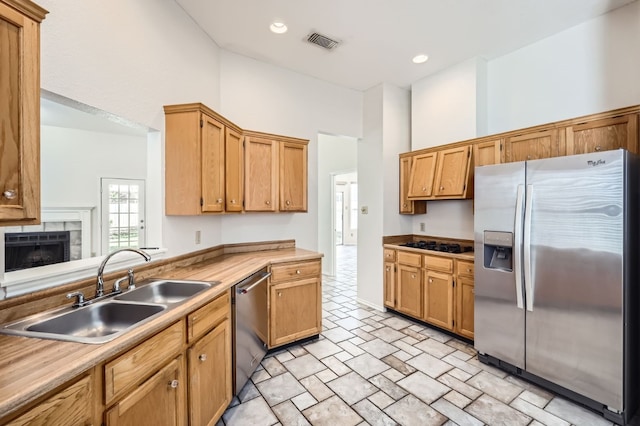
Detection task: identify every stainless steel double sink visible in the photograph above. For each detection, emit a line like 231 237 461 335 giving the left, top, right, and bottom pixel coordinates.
0 279 218 344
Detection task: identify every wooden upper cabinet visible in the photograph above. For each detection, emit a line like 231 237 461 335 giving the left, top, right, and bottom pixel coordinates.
244 136 278 212
0 0 47 225
201 115 225 213
164 104 244 215
407 152 437 198
399 156 426 214
473 139 503 167
504 129 559 163
279 141 307 212
433 145 471 198
225 128 243 212
565 114 638 156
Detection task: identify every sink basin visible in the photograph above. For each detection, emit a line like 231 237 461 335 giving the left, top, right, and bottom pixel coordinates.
1 301 166 344
0 278 217 344
27 302 165 338
114 279 213 304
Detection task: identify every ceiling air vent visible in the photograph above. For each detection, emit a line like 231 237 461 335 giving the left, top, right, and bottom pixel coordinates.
306 32 340 50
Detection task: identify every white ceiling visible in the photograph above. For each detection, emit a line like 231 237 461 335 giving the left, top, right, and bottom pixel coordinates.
175 0 636 91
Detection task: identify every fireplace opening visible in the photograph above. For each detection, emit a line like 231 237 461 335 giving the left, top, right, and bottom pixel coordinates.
5 231 71 272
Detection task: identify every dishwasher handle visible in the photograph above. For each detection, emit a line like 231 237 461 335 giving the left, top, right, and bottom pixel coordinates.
237 272 271 295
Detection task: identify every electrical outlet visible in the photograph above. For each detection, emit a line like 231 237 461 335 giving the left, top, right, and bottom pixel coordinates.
195 230 201 244
420 222 425 232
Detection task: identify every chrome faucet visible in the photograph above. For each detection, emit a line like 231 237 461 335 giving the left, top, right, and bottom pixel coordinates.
96 248 151 297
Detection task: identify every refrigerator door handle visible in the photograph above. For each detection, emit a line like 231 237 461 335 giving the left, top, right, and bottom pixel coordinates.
524 184 534 311
514 184 525 309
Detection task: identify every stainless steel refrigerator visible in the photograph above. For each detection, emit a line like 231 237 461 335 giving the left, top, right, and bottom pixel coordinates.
474 149 639 425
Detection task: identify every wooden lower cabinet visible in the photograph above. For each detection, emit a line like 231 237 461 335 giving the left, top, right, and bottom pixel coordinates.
105 356 186 426
269 277 321 347
383 261 396 308
4 374 94 426
455 259 475 340
188 319 232 426
423 270 454 331
383 247 474 340
396 265 422 318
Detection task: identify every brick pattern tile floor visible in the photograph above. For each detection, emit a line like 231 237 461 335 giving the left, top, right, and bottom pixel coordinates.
220 245 612 426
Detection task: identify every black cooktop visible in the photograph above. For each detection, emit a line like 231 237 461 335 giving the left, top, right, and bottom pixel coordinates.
399 240 473 254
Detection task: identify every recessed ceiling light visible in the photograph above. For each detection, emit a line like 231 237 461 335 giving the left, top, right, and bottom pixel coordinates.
412 54 429 64
270 22 288 34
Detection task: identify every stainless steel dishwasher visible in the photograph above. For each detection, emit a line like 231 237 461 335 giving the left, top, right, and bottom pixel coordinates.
233 267 270 395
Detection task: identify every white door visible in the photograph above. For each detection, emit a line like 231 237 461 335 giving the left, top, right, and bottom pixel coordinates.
101 178 146 254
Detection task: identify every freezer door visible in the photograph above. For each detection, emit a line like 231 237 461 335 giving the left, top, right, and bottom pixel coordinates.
525 150 624 410
474 162 526 368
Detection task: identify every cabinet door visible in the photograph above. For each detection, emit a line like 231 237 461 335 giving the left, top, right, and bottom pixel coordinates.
473 139 503 167
434 146 471 197
105 356 186 426
0 2 41 224
245 136 278 211
565 114 638 155
423 270 453 331
455 275 475 340
407 152 437 198
399 156 426 214
201 115 225 213
188 320 232 426
384 261 396 308
5 375 93 426
396 265 421 318
279 142 307 211
270 277 321 347
504 129 558 163
225 128 244 212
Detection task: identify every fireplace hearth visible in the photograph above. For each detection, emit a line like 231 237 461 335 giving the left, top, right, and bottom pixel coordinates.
5 231 71 272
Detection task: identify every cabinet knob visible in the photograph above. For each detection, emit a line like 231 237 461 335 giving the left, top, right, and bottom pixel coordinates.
595 145 602 151
467 268 472 273
169 380 179 389
386 267 390 271
440 186 444 191
278 292 282 297
402 203 407 207
217 198 223 203
411 274 416 279
2 189 16 200
265 200 271 205
286 200 291 206
422 187 427 191
230 199 236 204
527 155 532 160
199 354 207 362
296 269 301 274
429 278 433 283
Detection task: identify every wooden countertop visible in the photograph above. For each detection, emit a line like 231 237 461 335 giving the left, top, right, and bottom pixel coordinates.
0 247 322 419
383 243 475 261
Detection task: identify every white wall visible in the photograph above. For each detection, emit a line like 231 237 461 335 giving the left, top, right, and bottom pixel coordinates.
38 0 225 257
218 51 362 252
412 58 488 150
488 1 640 133
318 134 357 276
358 84 412 310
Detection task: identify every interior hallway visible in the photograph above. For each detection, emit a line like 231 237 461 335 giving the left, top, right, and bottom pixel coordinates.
221 244 611 426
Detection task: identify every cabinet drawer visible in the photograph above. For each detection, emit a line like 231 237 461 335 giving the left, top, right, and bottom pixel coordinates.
397 251 421 267
105 320 185 405
457 260 474 278
424 255 453 273
383 249 396 262
270 260 321 283
188 290 230 343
